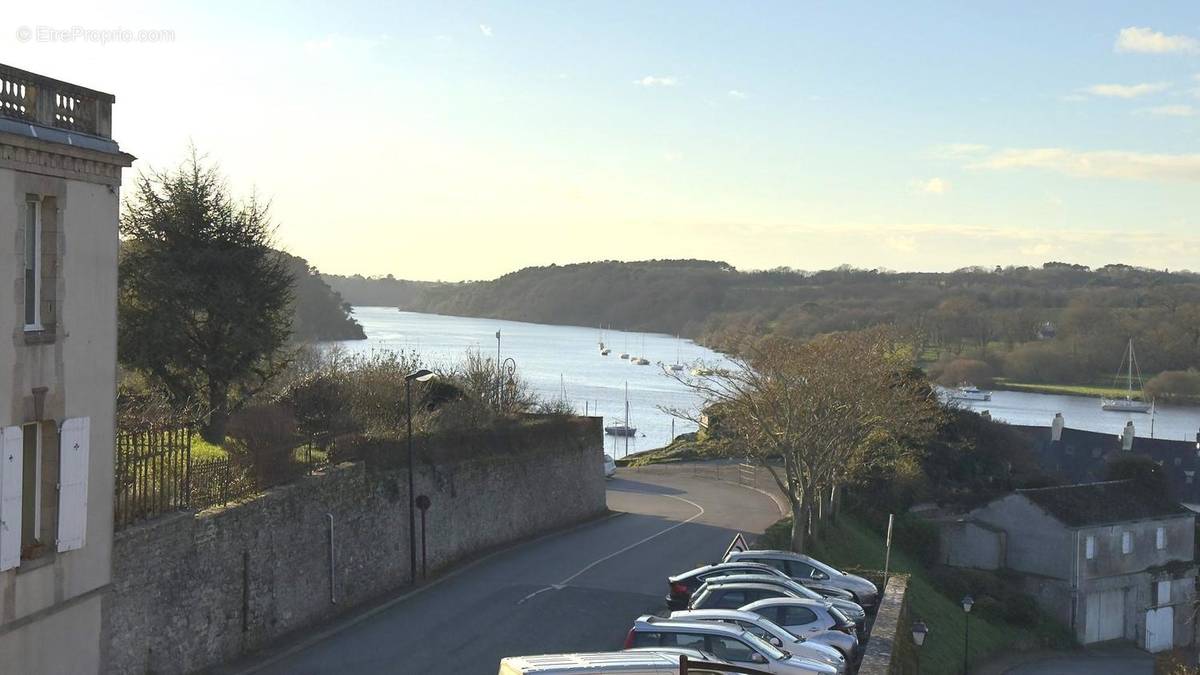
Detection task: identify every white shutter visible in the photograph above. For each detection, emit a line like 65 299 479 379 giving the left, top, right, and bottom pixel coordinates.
57 417 90 553
0 426 23 570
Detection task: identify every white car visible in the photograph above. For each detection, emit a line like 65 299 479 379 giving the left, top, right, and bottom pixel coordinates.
624 615 838 674
740 599 860 659
603 454 617 478
668 609 846 673
725 550 878 608
500 649 739 674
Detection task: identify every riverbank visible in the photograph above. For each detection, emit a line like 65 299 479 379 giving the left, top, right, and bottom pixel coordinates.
990 379 1136 400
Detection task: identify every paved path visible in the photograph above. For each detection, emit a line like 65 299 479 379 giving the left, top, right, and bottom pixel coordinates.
232 464 785 674
979 643 1154 675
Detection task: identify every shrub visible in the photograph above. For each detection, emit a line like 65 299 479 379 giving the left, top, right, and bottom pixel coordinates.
226 404 303 486
1001 342 1083 383
1145 370 1200 405
893 513 940 567
935 358 995 387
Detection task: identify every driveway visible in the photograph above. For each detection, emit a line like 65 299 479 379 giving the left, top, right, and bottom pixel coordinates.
227 463 785 674
995 643 1154 675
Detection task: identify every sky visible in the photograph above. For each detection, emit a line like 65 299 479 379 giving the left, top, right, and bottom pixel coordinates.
4 2 1200 281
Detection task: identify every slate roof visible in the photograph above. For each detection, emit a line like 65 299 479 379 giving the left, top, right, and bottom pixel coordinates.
1017 480 1192 528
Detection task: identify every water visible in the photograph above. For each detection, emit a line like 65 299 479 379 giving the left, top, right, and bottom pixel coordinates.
939 387 1200 442
330 308 731 457
330 308 1200 454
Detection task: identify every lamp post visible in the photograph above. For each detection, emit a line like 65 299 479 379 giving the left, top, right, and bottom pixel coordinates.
911 620 928 674
961 595 974 674
405 368 435 585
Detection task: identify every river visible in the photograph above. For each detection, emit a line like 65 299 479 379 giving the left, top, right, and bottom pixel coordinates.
330 308 1200 454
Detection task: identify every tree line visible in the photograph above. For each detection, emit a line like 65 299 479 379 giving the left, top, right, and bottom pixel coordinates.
333 259 1200 390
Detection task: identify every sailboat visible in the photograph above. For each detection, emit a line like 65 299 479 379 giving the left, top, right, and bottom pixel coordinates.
618 333 630 360
1101 338 1154 413
669 336 685 371
604 382 637 437
598 326 610 355
632 336 651 365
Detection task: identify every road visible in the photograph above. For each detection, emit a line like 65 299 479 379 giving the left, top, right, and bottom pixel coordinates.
235 464 784 674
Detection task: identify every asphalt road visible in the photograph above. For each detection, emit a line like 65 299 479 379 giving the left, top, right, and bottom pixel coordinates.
238 464 784 675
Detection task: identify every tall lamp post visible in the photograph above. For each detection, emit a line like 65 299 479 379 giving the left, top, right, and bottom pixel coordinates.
961 595 974 674
405 368 435 585
911 620 928 674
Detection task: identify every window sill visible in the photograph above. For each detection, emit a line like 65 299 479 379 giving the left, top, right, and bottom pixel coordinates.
23 327 56 345
17 548 56 574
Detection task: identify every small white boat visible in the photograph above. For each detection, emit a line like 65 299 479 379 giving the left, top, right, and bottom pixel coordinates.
1101 339 1153 414
691 367 713 377
669 363 685 372
605 383 637 437
633 357 650 366
949 384 991 401
619 353 630 360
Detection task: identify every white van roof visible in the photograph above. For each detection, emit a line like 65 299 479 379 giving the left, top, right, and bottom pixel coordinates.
499 650 683 674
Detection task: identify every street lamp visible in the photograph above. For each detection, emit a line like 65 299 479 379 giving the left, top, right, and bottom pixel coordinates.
961 595 974 674
911 620 928 674
405 368 435 585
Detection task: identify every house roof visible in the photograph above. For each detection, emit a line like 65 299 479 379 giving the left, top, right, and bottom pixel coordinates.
1017 480 1192 528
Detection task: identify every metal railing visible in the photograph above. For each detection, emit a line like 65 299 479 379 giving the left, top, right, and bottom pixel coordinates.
114 426 192 528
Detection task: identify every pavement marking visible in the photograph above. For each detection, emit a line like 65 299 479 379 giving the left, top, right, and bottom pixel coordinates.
517 493 706 604
229 510 625 675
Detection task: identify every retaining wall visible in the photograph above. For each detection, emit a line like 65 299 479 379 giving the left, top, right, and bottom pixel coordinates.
103 418 605 673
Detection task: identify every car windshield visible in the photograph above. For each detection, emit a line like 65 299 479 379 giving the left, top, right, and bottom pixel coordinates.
807 558 843 576
740 630 786 660
780 579 821 599
829 606 852 625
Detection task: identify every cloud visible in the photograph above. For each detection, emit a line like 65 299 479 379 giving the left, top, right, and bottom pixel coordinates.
479 24 493 37
969 147 1200 182
913 177 951 194
634 75 678 87
728 89 747 99
1115 27 1200 54
1141 104 1197 117
1082 82 1170 98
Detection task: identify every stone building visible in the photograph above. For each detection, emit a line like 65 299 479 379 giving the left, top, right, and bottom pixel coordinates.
939 480 1196 652
0 64 133 673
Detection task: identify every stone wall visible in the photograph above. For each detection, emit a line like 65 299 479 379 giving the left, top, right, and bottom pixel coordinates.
858 574 914 675
103 418 605 674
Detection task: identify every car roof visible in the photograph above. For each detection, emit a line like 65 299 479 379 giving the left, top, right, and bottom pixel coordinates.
634 615 750 638
669 608 761 622
741 598 831 612
623 647 726 662
697 582 794 593
670 562 781 582
500 651 684 671
702 574 797 586
728 550 811 562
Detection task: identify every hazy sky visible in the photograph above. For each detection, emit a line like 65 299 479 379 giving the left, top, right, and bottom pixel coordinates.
5 2 1200 280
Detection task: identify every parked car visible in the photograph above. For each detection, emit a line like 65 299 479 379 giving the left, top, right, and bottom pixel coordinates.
688 581 798 611
604 454 617 478
499 649 738 674
668 609 846 673
692 575 865 630
623 615 838 674
739 599 860 660
667 562 800 610
725 550 878 608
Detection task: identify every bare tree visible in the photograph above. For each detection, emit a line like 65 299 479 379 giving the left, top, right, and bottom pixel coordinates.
670 327 941 552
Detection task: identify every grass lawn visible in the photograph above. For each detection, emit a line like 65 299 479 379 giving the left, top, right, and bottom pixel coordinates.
765 515 1073 675
190 436 229 460
992 378 1139 400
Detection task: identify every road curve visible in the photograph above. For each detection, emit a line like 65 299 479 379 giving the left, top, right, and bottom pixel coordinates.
238 464 784 675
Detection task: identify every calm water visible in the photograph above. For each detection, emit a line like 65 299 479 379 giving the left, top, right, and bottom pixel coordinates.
938 388 1200 442
330 308 1200 453
331 308 730 457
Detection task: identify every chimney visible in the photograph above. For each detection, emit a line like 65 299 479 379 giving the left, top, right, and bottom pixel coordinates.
1121 421 1135 452
1051 413 1064 442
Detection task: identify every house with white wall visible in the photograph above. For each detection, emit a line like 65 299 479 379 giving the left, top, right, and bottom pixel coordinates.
0 63 133 673
940 479 1197 652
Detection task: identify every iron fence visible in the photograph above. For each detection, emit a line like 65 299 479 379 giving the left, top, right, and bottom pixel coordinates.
114 426 192 529
188 456 257 511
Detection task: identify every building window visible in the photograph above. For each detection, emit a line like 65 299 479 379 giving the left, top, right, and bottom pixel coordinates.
1085 535 1095 559
23 198 42 330
1122 531 1133 555
1187 471 1195 485
1156 527 1166 550
1157 581 1171 606
19 423 57 561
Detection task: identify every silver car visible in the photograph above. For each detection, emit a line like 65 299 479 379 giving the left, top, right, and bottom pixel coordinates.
668 609 846 673
624 615 838 674
725 550 879 608
740 599 861 660
694 575 866 628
